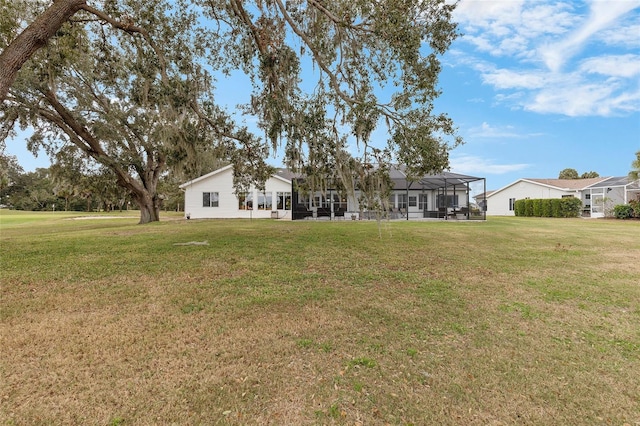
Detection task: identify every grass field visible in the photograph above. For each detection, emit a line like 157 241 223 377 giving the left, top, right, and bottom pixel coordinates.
1 210 639 425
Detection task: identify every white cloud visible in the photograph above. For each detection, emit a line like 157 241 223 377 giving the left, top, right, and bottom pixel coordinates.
469 122 516 139
526 80 640 117
519 3 577 37
579 54 640 78
540 0 640 71
480 69 547 90
455 0 525 27
454 0 577 57
465 122 544 139
450 0 640 117
599 23 640 48
450 154 530 175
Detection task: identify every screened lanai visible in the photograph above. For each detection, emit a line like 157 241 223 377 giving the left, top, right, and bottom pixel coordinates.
383 167 487 220
585 176 640 218
292 166 487 221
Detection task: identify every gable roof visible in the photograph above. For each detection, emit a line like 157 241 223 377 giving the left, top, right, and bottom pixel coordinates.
179 164 233 188
524 177 607 190
480 175 640 201
486 177 610 198
179 164 292 189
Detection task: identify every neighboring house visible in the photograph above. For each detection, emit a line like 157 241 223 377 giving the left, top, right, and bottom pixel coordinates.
180 165 487 220
481 176 640 217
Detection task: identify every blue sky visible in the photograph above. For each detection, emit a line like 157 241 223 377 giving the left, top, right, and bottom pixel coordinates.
439 0 640 190
5 0 640 191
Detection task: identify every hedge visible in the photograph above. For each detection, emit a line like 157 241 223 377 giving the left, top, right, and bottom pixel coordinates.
524 199 534 216
513 197 582 218
551 198 562 217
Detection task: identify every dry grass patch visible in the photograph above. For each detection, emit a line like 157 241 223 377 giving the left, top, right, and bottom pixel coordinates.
1 213 639 425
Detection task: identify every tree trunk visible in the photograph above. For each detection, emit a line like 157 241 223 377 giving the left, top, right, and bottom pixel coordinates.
0 0 86 101
136 193 160 224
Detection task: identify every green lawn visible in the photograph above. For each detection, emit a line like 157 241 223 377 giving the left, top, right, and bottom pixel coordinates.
1 211 639 425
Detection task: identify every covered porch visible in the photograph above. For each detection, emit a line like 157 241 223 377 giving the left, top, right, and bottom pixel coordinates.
292 167 487 221
374 169 486 221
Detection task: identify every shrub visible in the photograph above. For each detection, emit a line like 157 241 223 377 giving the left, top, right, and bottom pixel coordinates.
550 199 562 217
630 200 640 218
614 204 634 219
559 197 582 218
541 199 553 217
514 199 525 216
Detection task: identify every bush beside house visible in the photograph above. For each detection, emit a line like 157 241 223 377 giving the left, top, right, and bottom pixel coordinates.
515 197 582 218
614 200 640 219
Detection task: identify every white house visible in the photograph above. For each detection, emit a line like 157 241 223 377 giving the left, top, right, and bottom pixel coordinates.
179 164 295 220
181 165 487 221
482 176 640 217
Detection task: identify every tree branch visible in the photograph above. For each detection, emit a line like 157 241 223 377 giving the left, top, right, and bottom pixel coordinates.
39 88 142 193
273 0 402 127
79 4 168 83
0 0 86 102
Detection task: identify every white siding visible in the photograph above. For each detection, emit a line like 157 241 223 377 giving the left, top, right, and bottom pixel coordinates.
181 166 293 220
486 180 576 216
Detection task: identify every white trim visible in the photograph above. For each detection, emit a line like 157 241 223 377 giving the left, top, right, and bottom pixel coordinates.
179 164 292 189
179 164 234 188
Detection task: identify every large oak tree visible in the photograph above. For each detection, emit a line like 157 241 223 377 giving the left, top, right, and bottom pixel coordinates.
1 0 462 223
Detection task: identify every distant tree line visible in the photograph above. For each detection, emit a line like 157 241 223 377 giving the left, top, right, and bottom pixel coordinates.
557 168 599 179
559 150 640 181
0 152 184 212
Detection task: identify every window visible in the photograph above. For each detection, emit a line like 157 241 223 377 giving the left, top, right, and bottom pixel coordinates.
313 194 329 208
203 192 219 207
509 198 516 211
277 192 291 210
409 196 417 207
397 194 408 209
418 194 428 210
561 194 574 198
257 191 272 210
437 194 459 208
332 194 347 210
238 192 253 210
585 193 591 200
388 194 396 208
